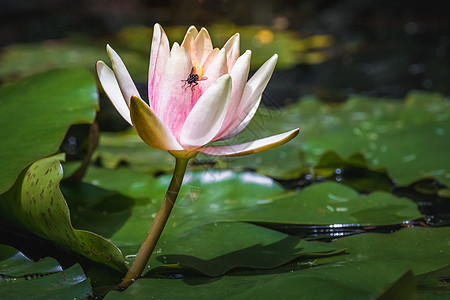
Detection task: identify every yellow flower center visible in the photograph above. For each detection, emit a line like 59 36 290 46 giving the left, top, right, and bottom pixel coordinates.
192 60 203 78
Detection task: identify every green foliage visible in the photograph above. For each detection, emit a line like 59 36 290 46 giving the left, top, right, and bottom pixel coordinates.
0 68 98 194
0 154 127 272
105 228 450 299
229 91 450 187
0 244 92 299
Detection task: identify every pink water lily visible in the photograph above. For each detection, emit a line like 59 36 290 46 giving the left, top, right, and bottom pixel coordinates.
97 24 298 159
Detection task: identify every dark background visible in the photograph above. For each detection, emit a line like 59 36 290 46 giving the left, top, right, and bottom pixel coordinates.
1 0 449 101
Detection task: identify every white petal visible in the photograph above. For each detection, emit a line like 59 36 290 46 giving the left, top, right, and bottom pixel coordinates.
200 128 299 157
215 50 251 139
180 75 232 149
130 96 184 151
182 26 199 42
106 44 141 106
201 48 228 91
195 28 214 65
223 33 240 72
221 54 278 138
96 61 132 124
219 95 261 141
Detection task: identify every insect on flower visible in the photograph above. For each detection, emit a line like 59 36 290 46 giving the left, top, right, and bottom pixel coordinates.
181 66 207 90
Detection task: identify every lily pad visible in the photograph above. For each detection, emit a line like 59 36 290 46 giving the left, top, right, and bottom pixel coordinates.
226 181 422 226
67 167 421 264
0 244 92 299
321 227 450 274
0 154 127 272
416 265 450 298
105 227 450 300
81 168 421 232
92 130 174 174
146 222 341 276
231 91 450 187
0 68 98 194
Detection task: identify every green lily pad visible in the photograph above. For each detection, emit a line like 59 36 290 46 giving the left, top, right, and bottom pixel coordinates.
105 227 450 300
105 263 411 300
378 270 417 300
66 167 421 266
146 222 341 276
80 168 421 232
0 68 98 194
92 130 174 174
416 265 450 298
227 181 422 225
0 244 92 299
65 173 342 277
319 227 450 274
230 91 450 187
0 154 127 272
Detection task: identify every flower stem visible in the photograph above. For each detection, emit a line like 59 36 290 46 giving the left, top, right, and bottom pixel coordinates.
118 158 189 290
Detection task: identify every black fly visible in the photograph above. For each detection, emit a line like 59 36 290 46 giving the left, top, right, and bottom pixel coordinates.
181 67 207 90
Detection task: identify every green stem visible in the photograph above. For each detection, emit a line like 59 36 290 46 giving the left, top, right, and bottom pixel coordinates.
118 157 189 290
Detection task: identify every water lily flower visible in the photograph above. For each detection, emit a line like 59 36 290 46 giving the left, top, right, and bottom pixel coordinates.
97 24 299 159
96 24 299 289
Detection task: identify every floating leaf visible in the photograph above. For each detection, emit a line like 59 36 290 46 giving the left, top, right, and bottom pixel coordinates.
227 181 422 226
69 167 421 262
320 227 450 274
0 154 127 272
230 91 450 187
0 68 98 194
105 227 450 299
416 265 450 297
378 270 417 300
146 222 341 276
0 244 92 299
92 130 174 174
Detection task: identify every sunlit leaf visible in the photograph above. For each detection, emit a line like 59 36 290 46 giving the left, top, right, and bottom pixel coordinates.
0 68 98 194
0 154 127 272
230 91 450 187
67 167 421 264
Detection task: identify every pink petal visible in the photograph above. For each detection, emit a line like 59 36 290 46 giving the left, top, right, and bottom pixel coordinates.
195 28 214 65
148 24 170 113
106 45 141 106
220 54 278 139
215 50 251 140
200 128 300 157
96 61 132 125
129 96 183 151
180 75 232 149
223 33 240 72
157 43 199 140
